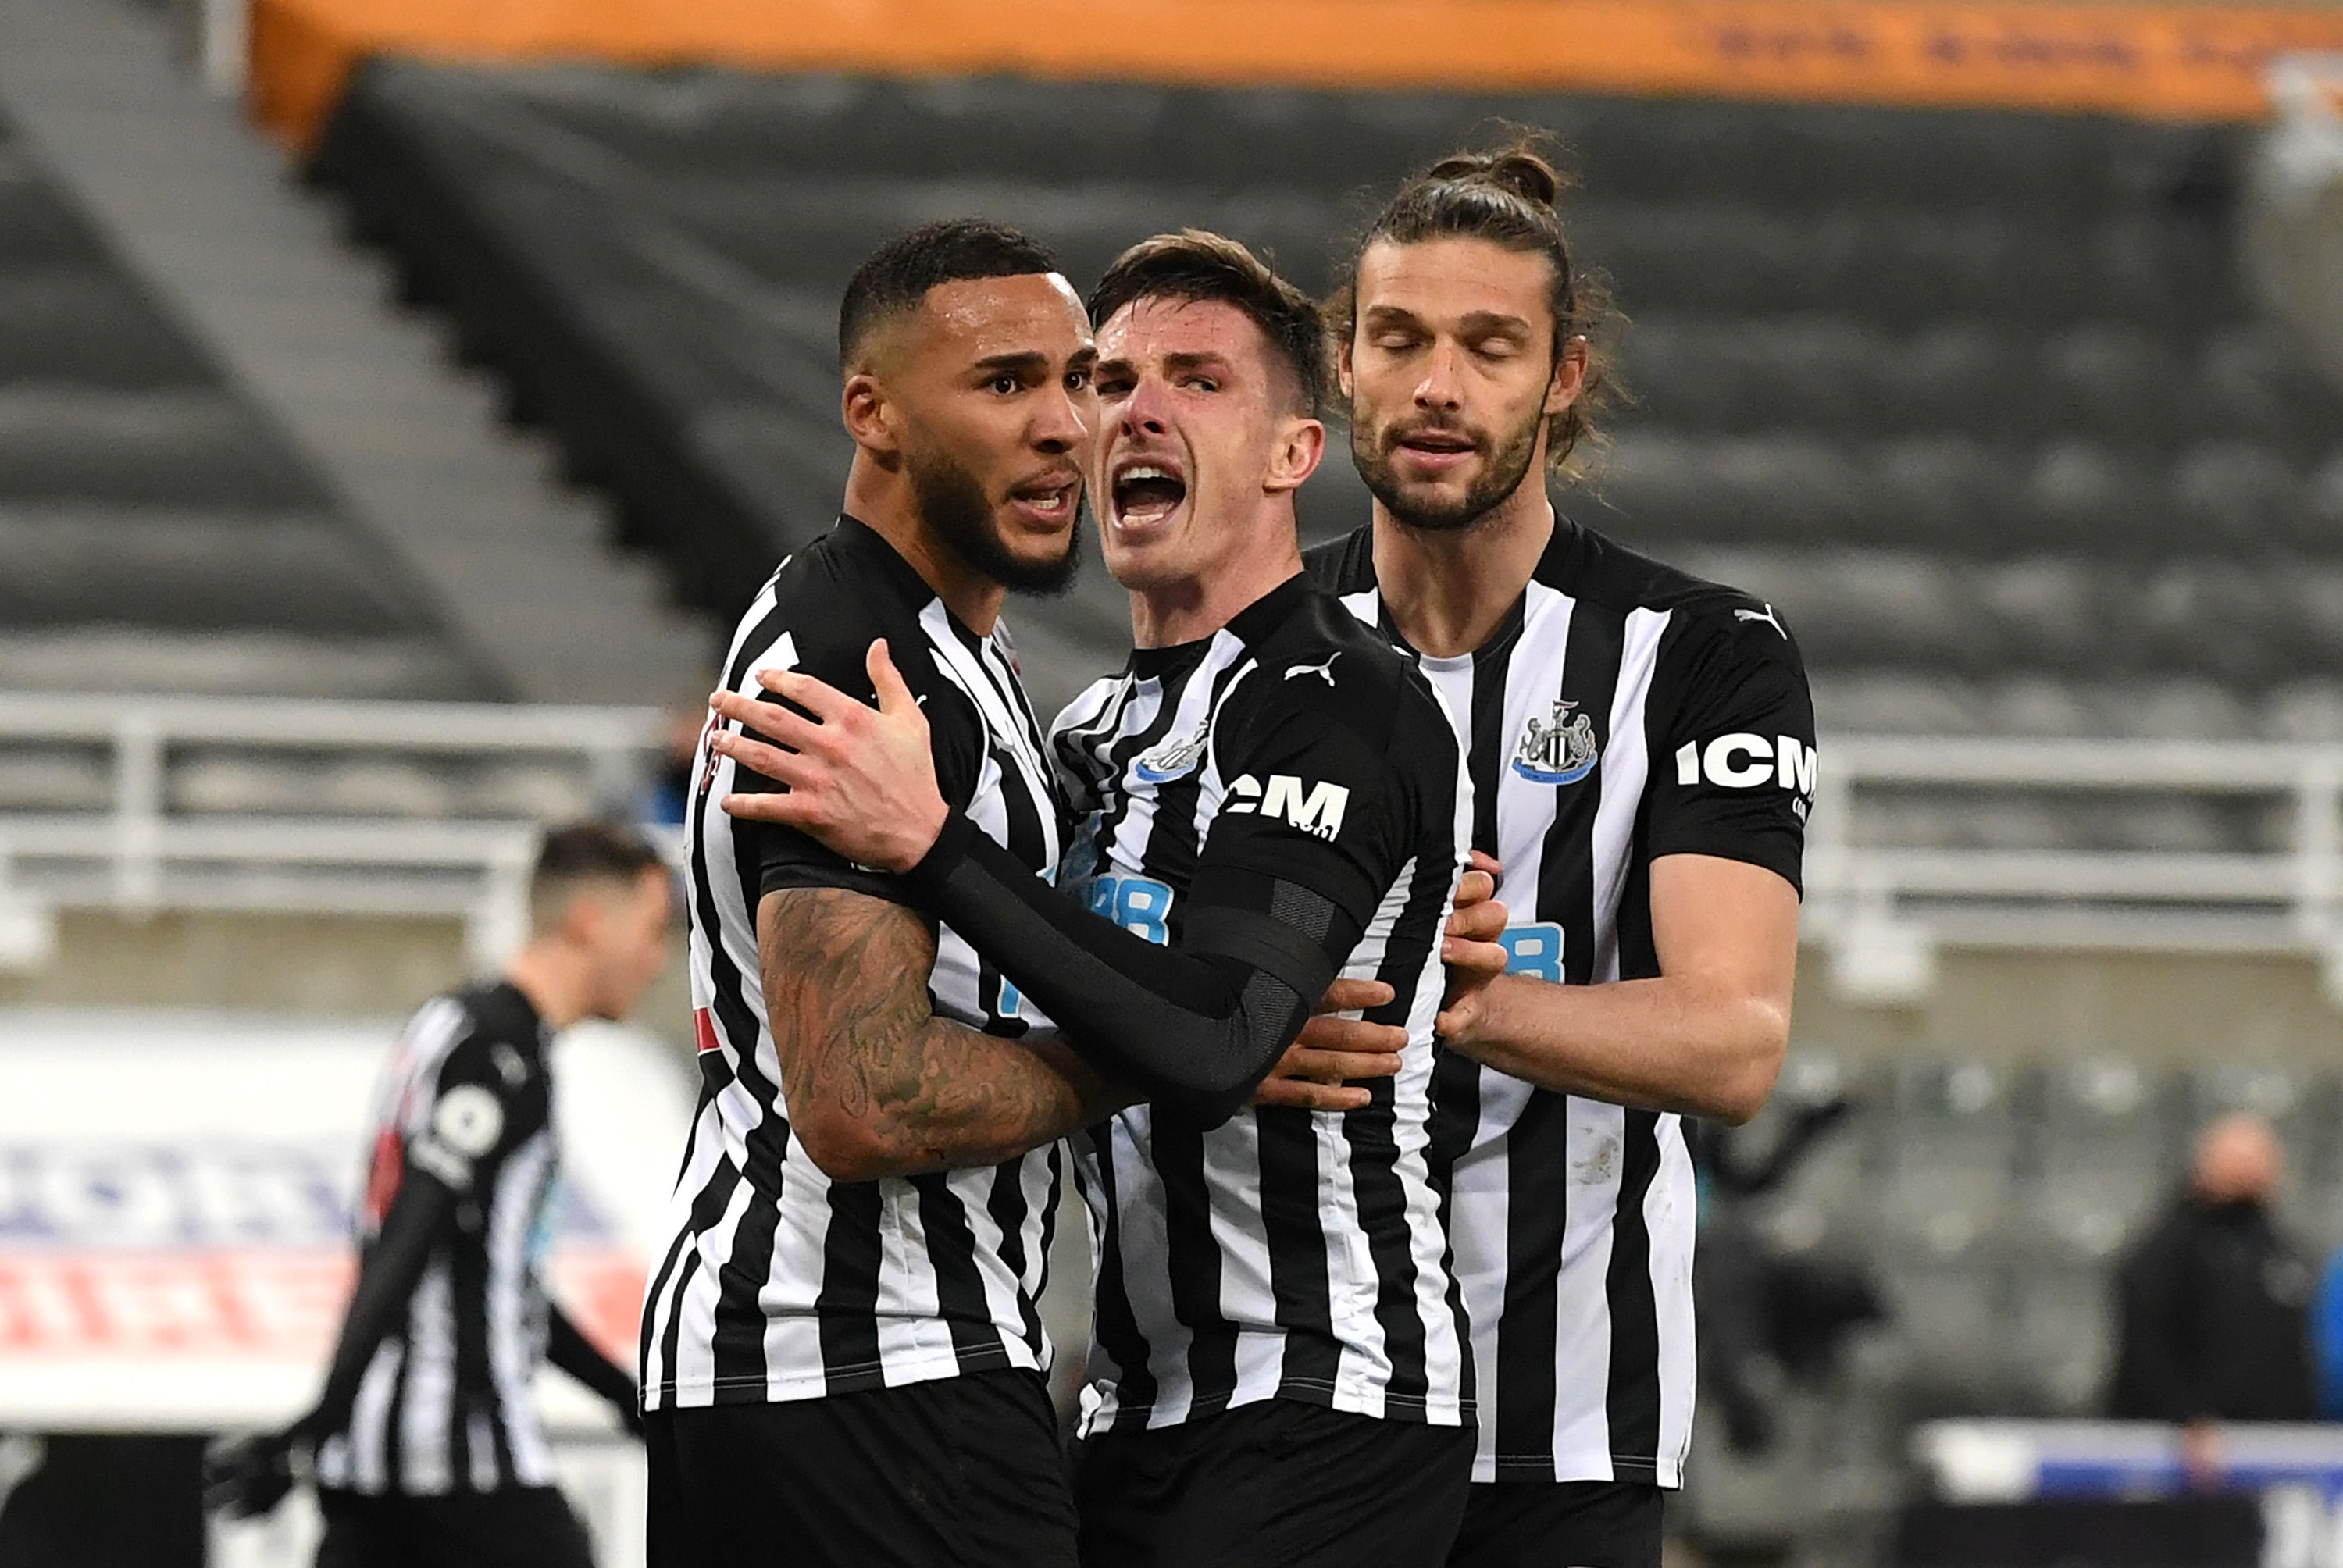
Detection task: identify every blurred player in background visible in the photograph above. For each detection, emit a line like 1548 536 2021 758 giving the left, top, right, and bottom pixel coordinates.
204 820 672 1567
1309 139 1815 1567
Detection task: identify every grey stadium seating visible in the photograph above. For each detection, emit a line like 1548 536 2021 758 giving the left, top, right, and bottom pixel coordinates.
1739 1052 2339 1440
0 107 494 702
309 65 2343 739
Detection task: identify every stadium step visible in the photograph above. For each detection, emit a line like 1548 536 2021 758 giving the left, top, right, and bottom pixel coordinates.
0 0 715 707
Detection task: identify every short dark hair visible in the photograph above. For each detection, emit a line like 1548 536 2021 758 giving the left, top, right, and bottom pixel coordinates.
529 819 666 928
837 219 1064 370
1087 230 1326 417
1330 132 1617 477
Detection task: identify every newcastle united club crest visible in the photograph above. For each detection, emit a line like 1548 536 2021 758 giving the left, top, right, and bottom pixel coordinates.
1512 698 1599 786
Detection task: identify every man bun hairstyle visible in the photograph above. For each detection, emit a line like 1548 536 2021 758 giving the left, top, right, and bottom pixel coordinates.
839 218 1064 370
529 819 667 930
1088 230 1327 419
1331 130 1619 479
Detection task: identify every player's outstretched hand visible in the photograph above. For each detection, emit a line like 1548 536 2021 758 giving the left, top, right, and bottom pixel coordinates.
710 639 949 873
202 1430 298 1520
1254 978 1404 1112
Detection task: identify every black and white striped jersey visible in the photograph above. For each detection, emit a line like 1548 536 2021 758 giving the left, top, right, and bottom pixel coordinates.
314 982 562 1495
1309 519 1816 1488
1051 574 1475 1435
640 515 1071 1413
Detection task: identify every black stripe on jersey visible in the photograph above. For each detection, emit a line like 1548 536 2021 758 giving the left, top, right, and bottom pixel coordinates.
1154 1108 1238 1414
1259 1100 1340 1399
1086 1125 1158 1424
985 1147 1047 1362
651 1235 705 1406
1494 597 1626 1477
484 1391 515 1491
1538 600 1624 986
381 1331 412 1489
452 1239 494 1482
1605 728 1672 1480
1348 847 1457 1412
1149 653 1248 947
918 1173 1013 1371
1466 605 1523 857
816 1181 886 1389
1604 1110 1665 1480
961 630 1060 1036
1092 684 1179 866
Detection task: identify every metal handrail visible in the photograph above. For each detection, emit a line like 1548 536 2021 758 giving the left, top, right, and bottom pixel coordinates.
0 695 670 969
2 701 2343 997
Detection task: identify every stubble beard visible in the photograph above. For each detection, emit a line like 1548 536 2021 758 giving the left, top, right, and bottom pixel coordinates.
908 444 1082 598
1353 404 1544 534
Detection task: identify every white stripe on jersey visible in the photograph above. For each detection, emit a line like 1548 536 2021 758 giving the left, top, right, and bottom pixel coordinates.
644 536 1069 1412
1338 580 1699 1487
399 1261 457 1492
484 1132 558 1488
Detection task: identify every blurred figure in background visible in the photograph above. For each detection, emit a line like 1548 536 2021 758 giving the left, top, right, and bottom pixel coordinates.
642 710 704 826
205 821 672 1567
2106 1114 2319 1466
2313 1244 2343 1420
1692 1087 1882 1456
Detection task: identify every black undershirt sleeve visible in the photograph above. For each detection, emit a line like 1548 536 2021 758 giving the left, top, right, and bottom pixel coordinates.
903 812 1362 1124
289 1170 458 1443
547 1303 642 1431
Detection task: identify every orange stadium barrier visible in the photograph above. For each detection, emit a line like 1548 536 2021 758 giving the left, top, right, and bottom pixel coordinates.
250 0 2343 148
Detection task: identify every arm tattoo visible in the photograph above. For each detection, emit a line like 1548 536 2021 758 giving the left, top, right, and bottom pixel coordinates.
759 887 1125 1177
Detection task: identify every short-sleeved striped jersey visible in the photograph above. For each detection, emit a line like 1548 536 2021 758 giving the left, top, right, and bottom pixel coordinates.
314 982 561 1495
1310 519 1816 1488
1053 575 1475 1436
640 516 1072 1412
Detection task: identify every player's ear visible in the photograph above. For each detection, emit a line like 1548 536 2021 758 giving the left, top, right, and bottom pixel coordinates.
1263 415 1325 497
1544 335 1588 419
1335 333 1356 402
841 370 900 459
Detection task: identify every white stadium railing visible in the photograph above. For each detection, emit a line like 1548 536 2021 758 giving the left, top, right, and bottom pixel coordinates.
0 693 673 971
1809 736 2343 1003
5 697 2343 1001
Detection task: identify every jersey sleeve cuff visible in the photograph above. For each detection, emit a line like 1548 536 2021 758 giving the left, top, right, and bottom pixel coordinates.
902 808 983 898
1645 837 1806 898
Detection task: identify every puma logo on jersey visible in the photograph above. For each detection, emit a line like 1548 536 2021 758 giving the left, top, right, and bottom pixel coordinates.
1283 654 1340 686
1675 733 1817 797
1732 604 1786 640
1223 773 1350 839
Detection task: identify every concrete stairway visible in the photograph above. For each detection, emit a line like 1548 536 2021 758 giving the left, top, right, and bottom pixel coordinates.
0 0 713 706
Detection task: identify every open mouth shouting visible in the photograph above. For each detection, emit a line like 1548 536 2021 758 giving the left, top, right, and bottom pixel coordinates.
1108 452 1189 534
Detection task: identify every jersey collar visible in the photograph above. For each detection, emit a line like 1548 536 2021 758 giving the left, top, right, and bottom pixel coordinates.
830 512 987 643
1127 572 1308 680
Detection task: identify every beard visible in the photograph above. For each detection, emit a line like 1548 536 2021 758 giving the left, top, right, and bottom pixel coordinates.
909 445 1082 597
1353 404 1544 533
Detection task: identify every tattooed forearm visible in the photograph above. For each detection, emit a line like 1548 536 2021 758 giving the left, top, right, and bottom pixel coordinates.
758 887 1128 1180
